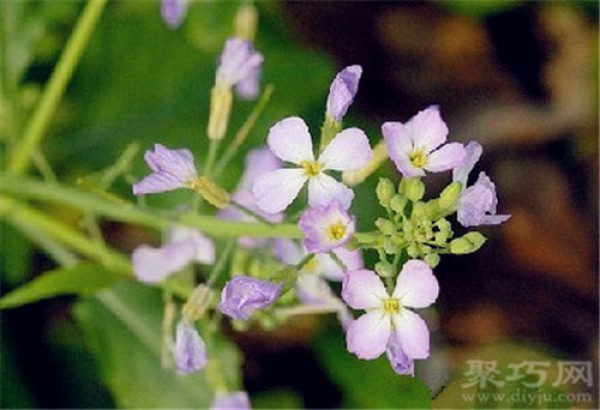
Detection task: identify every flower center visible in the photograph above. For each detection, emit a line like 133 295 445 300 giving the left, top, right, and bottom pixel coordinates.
300 160 322 177
326 221 346 241
409 149 427 169
383 298 400 314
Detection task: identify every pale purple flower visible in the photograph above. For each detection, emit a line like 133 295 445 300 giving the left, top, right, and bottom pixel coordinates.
218 276 282 320
216 38 263 98
132 226 215 283
453 141 511 227
326 65 362 122
253 117 373 214
299 201 355 253
211 391 251 410
386 333 415 376
382 106 466 178
160 0 189 30
218 147 283 247
174 320 207 374
342 260 439 361
133 144 198 195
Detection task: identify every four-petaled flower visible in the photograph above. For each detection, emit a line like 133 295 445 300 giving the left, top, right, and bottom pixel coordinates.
218 276 282 320
382 106 466 178
453 141 511 227
342 260 439 361
299 201 355 253
253 117 373 214
174 320 207 374
326 65 362 122
133 144 199 195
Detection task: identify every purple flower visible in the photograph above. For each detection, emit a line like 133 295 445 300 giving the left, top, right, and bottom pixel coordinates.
342 260 439 360
382 106 466 178
299 201 355 253
218 147 283 248
386 333 415 376
211 391 251 410
253 117 373 214
326 65 362 122
218 276 282 320
453 141 511 227
133 144 198 195
160 0 189 30
174 320 207 374
216 38 263 97
132 226 215 283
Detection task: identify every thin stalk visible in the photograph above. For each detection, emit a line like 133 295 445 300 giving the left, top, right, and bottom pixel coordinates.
213 84 274 177
0 175 302 239
328 250 348 272
231 199 273 225
8 0 108 175
206 239 236 287
203 138 220 177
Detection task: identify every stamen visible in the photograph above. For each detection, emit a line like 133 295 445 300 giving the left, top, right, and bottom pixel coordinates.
326 221 346 241
300 160 322 177
383 298 400 314
409 149 427 168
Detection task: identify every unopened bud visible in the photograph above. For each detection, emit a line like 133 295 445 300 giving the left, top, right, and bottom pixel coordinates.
207 85 233 140
401 177 425 202
375 217 396 235
390 194 407 214
424 253 440 268
375 261 395 277
450 232 486 254
182 284 214 321
234 3 258 41
376 178 395 207
439 181 462 210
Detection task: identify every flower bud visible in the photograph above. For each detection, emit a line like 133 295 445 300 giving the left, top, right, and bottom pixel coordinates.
234 3 258 41
182 284 214 322
401 177 425 202
375 217 396 235
439 181 462 210
390 194 407 214
424 253 440 268
191 176 230 209
174 320 207 374
375 260 395 277
207 85 233 141
450 232 486 254
376 178 395 207
383 237 400 254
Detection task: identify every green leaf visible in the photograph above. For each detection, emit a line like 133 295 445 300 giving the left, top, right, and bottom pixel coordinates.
0 263 123 309
450 232 487 255
74 282 242 408
313 327 432 409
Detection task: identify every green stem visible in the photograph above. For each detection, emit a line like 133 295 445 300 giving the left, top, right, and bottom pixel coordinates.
8 0 108 175
328 250 348 272
206 239 236 287
213 84 274 177
203 138 220 178
231 200 273 225
0 175 302 239
295 253 315 271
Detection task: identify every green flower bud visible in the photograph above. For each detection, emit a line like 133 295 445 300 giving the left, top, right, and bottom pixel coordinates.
401 177 425 202
375 261 395 277
424 253 440 268
390 194 407 214
439 181 463 210
375 217 396 235
383 237 400 254
191 176 230 209
450 232 487 254
376 178 396 207
407 244 420 258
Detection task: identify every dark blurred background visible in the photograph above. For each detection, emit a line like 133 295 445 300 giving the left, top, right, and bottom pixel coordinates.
1 1 598 408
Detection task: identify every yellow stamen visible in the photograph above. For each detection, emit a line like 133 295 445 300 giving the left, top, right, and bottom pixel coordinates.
383 298 400 314
300 160 322 177
326 221 346 241
409 149 427 168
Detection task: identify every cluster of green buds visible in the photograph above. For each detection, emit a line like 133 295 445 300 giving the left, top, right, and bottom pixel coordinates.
355 177 486 283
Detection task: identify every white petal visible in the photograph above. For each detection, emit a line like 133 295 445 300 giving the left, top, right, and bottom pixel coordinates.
319 128 373 171
392 310 430 359
452 141 482 186
406 106 448 153
341 269 388 310
392 260 439 308
267 117 314 164
346 310 391 360
424 142 466 173
252 169 307 214
307 174 354 209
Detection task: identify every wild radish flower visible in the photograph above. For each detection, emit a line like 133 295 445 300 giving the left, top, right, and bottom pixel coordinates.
174 320 207 374
211 391 251 410
253 117 373 214
133 144 198 195
132 227 214 283
382 106 466 178
219 147 283 248
216 38 263 98
326 65 362 122
342 260 439 361
299 201 355 253
160 0 189 30
453 141 511 227
218 276 282 320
